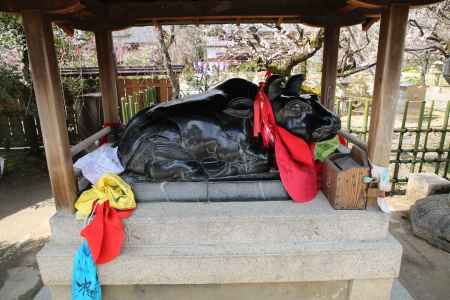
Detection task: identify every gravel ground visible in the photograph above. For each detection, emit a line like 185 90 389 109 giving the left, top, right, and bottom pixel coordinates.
0 150 54 299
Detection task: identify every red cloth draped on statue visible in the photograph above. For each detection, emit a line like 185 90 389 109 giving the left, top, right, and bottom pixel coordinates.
81 201 134 264
253 82 318 202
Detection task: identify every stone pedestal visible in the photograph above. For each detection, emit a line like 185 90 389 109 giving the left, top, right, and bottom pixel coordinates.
37 193 402 299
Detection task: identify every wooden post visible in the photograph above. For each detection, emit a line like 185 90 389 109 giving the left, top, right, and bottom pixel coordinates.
22 11 77 212
368 4 409 169
367 4 409 195
95 30 120 124
321 23 340 111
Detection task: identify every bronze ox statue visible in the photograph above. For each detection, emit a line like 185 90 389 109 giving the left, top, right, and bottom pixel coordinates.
118 74 340 181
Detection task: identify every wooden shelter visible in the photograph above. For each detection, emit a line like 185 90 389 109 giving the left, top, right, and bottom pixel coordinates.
0 0 442 213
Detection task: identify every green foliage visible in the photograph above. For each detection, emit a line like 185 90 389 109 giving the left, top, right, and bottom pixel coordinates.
0 14 98 116
0 13 28 112
0 66 25 113
0 13 26 54
182 64 195 82
53 26 96 67
61 77 98 106
234 61 259 73
302 84 320 95
266 64 289 77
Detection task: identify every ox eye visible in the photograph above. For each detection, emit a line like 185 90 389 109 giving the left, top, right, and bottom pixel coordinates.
285 100 312 114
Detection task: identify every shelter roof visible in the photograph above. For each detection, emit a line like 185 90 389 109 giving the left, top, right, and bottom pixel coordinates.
0 1 442 31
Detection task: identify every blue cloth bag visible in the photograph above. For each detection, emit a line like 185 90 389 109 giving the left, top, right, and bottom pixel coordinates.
72 241 102 300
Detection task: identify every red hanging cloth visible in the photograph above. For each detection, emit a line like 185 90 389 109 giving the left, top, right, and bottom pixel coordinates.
253 82 318 203
81 201 134 265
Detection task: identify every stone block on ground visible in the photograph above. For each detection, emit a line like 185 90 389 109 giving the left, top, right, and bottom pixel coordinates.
406 173 450 203
410 194 450 253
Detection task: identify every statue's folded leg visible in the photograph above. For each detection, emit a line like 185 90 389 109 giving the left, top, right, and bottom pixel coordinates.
146 159 205 181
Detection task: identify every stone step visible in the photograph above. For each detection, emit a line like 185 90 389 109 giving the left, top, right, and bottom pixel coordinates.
37 234 402 286
50 193 389 246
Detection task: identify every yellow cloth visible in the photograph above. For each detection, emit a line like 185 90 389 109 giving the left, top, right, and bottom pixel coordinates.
75 173 136 219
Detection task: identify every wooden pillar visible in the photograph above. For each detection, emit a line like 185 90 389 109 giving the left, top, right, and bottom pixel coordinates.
321 23 340 111
95 30 120 125
22 11 77 212
368 4 409 191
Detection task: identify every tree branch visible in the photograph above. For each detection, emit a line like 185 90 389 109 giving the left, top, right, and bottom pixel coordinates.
408 19 425 36
166 25 176 48
155 24 180 99
406 45 448 57
337 62 376 78
282 28 324 76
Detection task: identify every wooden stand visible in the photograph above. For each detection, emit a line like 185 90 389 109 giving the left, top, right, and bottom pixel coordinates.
321 146 369 210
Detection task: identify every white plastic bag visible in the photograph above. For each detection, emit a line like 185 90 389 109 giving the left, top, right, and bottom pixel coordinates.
74 144 124 184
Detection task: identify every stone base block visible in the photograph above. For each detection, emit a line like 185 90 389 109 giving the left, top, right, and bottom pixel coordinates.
37 194 402 300
38 235 401 285
406 173 450 203
349 279 394 300
48 279 399 300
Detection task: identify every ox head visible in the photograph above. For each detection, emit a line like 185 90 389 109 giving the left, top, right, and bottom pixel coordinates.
264 74 341 143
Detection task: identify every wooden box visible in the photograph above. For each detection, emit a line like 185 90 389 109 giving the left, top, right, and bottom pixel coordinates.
321 145 369 210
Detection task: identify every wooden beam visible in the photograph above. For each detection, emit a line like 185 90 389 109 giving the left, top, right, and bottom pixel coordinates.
367 4 409 190
348 0 442 7
339 129 368 152
95 30 120 125
1 0 81 13
347 0 382 9
106 0 342 20
52 13 376 31
362 17 379 31
22 10 77 212
321 24 340 111
70 127 111 157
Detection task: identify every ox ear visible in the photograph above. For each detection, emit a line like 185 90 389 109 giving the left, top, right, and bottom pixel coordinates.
284 74 305 96
264 74 283 101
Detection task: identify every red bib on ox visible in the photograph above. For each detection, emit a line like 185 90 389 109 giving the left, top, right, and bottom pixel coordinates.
253 82 318 202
